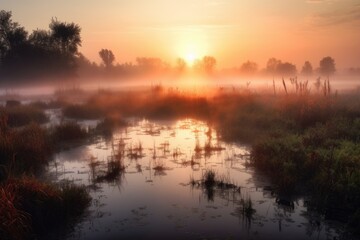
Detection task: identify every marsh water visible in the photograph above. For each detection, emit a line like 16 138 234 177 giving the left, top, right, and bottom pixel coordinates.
44 116 343 240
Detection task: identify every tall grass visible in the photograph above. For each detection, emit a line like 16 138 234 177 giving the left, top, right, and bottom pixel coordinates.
0 115 51 179
0 177 91 239
0 105 48 127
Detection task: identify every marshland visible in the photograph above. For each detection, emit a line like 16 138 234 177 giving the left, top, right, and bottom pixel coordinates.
1 2 360 240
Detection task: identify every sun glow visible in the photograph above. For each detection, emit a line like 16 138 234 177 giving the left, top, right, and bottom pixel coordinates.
185 52 197 65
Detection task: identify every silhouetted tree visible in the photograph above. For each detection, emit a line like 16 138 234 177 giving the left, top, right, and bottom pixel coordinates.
49 19 81 78
266 58 281 76
240 60 258 75
49 19 81 54
266 58 296 76
319 56 336 76
28 29 52 49
202 56 216 74
301 61 313 76
0 10 28 72
175 58 186 73
99 49 115 68
136 57 167 73
277 62 297 76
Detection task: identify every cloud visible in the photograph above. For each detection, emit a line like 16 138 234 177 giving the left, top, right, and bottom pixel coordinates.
309 3 360 26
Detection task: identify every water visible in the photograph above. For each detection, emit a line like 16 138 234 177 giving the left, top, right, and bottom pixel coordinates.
47 118 342 240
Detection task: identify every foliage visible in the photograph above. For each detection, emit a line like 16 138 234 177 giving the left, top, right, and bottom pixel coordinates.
319 56 336 76
301 61 313 76
0 10 81 81
99 49 115 68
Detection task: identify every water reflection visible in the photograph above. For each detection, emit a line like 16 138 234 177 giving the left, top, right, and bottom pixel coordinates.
47 118 341 240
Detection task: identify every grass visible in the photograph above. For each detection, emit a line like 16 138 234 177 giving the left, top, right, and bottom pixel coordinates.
63 104 103 120
189 170 240 201
250 103 360 233
2 81 359 237
51 121 88 143
0 104 48 127
0 177 91 240
0 116 52 179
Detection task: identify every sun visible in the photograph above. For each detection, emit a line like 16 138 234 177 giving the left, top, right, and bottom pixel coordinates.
185 53 197 65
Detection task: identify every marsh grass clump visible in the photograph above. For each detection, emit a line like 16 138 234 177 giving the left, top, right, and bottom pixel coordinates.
1 104 48 127
51 121 88 143
191 170 240 201
203 169 216 187
0 118 52 178
240 197 256 219
0 177 91 239
63 104 103 120
95 115 127 137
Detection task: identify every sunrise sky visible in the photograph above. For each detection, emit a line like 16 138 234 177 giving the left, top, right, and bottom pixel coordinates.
2 0 360 69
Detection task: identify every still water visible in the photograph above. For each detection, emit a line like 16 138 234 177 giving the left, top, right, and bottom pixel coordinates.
48 118 341 240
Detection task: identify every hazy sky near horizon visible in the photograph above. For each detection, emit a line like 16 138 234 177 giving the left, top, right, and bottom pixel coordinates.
2 0 360 69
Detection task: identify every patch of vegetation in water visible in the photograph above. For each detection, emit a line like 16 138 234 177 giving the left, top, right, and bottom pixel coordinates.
0 177 91 240
0 104 48 127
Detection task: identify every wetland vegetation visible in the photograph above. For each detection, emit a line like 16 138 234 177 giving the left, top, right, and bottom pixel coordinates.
1 81 359 239
1 6 360 240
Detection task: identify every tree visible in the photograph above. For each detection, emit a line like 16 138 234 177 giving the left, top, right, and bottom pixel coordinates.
175 58 186 73
301 61 313 76
49 19 81 54
203 56 216 74
266 58 296 76
266 58 282 75
99 49 115 68
49 19 81 77
319 56 336 76
28 29 52 49
277 62 297 76
240 61 258 75
0 10 28 65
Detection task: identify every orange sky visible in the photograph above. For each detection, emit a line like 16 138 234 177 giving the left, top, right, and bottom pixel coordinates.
3 0 360 69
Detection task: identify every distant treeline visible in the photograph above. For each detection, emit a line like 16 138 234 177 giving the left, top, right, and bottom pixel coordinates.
1 10 359 83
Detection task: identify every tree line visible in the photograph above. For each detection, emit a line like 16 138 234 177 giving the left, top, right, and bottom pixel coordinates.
0 9 356 83
0 10 81 81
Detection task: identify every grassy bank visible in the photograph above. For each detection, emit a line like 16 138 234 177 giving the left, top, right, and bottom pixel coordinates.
0 177 91 240
0 111 92 240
